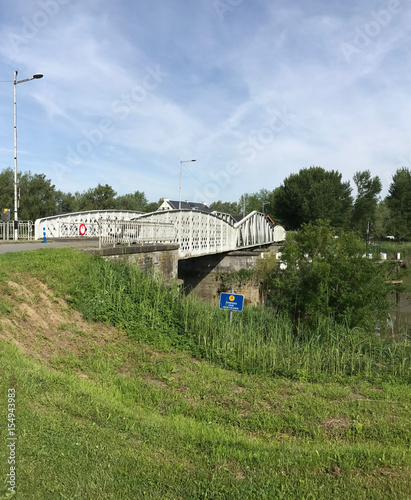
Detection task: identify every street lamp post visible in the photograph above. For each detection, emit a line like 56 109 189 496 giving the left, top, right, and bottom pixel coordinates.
14 70 43 240
179 159 196 209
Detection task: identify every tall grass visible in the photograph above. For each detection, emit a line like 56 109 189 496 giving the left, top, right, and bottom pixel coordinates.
66 255 411 383
375 240 411 260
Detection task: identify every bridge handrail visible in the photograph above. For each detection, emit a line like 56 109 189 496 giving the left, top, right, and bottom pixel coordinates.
34 208 285 256
233 210 263 227
0 221 34 240
98 219 176 248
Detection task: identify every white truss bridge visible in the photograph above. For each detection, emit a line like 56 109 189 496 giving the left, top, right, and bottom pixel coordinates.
35 209 285 259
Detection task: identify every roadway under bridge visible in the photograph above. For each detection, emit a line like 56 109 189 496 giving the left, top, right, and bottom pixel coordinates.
35 209 286 259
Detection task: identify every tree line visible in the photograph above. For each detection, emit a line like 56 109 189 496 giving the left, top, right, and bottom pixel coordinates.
0 165 410 239
0 167 159 222
211 166 411 239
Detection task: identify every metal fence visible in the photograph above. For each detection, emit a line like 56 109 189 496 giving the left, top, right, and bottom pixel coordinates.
34 210 145 240
98 219 176 248
0 221 34 240
34 209 286 258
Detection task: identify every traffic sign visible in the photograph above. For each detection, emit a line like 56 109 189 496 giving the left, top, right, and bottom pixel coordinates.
2 208 10 221
219 293 244 312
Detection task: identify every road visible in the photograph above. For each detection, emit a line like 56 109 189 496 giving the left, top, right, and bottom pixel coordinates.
0 238 99 254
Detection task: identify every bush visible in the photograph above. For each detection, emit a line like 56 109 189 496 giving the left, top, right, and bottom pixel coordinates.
266 221 390 330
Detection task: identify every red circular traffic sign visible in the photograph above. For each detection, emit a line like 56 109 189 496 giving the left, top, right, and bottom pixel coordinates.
79 223 87 236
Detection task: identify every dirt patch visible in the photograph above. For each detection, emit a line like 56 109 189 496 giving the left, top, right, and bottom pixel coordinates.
321 417 351 432
143 374 168 389
325 465 343 479
232 386 246 394
349 392 367 401
117 364 133 378
370 467 411 478
0 276 126 363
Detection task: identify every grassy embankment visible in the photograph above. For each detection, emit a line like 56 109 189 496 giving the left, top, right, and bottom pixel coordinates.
1 248 410 499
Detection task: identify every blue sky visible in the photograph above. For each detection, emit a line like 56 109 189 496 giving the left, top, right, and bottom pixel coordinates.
0 0 410 205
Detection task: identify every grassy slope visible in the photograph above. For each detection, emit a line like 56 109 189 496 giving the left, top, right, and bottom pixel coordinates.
0 249 410 499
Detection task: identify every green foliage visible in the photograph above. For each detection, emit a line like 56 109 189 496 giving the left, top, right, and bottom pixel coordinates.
1 249 411 498
0 167 14 211
373 200 393 239
0 167 165 220
76 183 117 211
114 190 148 211
209 200 240 214
19 171 57 220
2 249 409 383
0 167 57 220
352 170 382 237
266 221 390 329
146 199 162 212
238 189 275 217
216 268 255 292
386 167 411 238
272 167 353 230
55 190 77 214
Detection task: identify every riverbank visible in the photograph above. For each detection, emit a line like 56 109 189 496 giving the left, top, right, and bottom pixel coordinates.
1 248 410 498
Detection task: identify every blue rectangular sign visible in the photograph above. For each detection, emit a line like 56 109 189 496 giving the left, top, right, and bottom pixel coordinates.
219 293 244 312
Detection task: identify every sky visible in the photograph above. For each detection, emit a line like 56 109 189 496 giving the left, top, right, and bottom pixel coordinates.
0 0 410 206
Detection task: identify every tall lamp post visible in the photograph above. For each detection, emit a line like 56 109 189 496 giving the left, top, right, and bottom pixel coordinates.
14 70 43 240
179 159 196 209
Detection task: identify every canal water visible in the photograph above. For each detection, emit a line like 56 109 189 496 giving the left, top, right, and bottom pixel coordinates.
388 292 411 334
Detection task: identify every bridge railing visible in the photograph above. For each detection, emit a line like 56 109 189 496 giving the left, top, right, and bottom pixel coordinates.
34 209 285 256
34 210 145 240
135 210 239 258
0 221 34 240
98 219 176 248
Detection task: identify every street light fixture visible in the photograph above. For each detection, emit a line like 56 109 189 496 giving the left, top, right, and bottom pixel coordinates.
179 158 196 209
14 70 43 240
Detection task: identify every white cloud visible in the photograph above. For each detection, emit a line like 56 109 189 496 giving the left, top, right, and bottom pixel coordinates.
0 0 410 205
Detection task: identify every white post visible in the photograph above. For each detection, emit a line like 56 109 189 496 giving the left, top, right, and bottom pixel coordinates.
13 71 43 241
13 71 18 241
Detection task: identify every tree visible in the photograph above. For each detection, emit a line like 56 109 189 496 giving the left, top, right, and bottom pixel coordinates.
266 221 390 330
238 189 275 216
209 200 240 214
0 168 58 221
386 167 411 238
352 170 382 237
146 199 163 213
114 191 148 212
76 184 117 211
272 167 353 230
18 172 57 221
373 200 393 239
0 168 14 212
56 191 78 214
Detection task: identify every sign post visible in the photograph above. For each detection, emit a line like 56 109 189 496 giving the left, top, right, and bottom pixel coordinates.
219 291 244 343
2 209 10 240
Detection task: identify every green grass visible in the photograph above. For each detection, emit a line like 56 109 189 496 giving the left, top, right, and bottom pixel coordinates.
2 340 411 499
1 248 411 382
0 248 411 498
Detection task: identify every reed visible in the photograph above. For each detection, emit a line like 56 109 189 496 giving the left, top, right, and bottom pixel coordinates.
71 257 411 383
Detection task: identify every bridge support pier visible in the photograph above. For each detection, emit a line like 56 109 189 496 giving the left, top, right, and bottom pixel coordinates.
85 243 180 284
178 250 270 305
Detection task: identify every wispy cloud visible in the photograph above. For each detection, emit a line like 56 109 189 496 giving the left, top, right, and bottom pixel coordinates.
0 0 410 203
